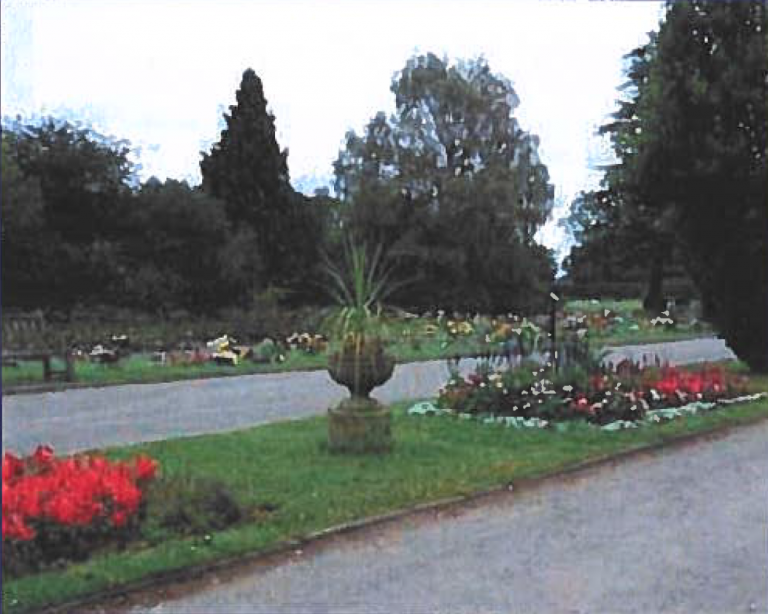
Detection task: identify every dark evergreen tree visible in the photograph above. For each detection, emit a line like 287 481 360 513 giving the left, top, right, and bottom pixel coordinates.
575 38 682 312
580 1 767 370
200 69 289 228
599 39 674 312
200 69 320 293
644 0 768 371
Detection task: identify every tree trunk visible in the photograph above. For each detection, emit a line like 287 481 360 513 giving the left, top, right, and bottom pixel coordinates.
643 251 666 313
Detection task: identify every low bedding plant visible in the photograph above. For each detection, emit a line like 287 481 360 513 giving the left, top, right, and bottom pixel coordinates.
410 357 764 431
2 446 158 577
2 446 260 579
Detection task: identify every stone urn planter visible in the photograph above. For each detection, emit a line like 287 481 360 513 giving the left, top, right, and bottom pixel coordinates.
327 341 395 454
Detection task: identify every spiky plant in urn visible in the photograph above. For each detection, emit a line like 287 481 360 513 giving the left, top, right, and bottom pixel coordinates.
323 240 397 454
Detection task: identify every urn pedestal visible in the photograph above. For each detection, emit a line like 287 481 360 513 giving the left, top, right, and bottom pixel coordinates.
327 398 392 454
326 346 395 454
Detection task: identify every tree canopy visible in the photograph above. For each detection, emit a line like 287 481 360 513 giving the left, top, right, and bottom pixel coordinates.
333 53 555 313
1 119 135 309
564 0 768 370
644 0 768 370
200 69 322 294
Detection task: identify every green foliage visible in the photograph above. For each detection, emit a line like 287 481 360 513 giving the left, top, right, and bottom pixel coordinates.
561 42 695 309
1 104 320 313
1 118 135 309
614 1 768 370
200 69 289 229
566 1 767 370
333 53 555 314
121 179 237 314
200 69 322 292
1 134 50 309
2 513 142 579
322 239 398 347
143 473 246 538
648 0 768 371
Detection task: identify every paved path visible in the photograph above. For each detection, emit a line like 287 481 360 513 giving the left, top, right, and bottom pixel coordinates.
2 337 735 456
120 417 768 614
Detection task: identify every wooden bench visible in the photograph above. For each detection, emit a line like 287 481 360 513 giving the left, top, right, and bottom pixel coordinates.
2 311 76 382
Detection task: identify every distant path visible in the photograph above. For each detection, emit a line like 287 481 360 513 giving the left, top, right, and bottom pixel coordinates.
2 337 736 455
601 336 736 369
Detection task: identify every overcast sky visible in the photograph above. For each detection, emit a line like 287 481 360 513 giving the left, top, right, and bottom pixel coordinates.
1 0 664 257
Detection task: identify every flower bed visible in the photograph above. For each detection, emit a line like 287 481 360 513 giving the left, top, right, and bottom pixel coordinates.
2 446 158 577
427 360 757 430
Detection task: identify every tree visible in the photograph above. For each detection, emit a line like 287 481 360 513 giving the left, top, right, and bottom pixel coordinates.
591 1 767 370
1 131 50 308
121 179 239 314
1 117 136 310
560 189 629 289
581 38 681 311
6 117 135 244
333 54 555 313
643 0 768 371
200 69 320 291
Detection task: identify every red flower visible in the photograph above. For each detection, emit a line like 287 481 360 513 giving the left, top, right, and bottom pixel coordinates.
571 396 592 414
656 376 679 397
685 373 704 395
468 373 485 386
2 446 158 542
111 510 128 527
589 375 606 392
2 453 25 483
31 444 55 467
3 512 35 540
132 455 158 483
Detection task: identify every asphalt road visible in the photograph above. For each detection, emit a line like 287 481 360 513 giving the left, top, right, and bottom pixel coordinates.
2 337 736 455
120 414 768 614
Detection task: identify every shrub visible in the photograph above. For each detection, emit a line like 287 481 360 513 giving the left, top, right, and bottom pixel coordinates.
142 473 245 538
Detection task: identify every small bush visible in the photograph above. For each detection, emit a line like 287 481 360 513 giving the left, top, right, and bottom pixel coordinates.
143 474 245 537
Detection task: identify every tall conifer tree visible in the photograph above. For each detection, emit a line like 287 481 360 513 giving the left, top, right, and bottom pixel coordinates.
201 69 304 287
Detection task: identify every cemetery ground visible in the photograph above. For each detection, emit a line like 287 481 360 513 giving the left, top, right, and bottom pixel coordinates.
2 299 711 391
3 360 767 613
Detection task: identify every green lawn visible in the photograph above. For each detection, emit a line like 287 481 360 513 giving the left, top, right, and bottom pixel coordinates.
5 372 767 614
0 333 487 389
596 327 713 347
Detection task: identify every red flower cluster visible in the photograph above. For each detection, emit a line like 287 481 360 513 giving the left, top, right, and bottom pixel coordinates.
571 395 597 416
2 445 158 541
652 365 727 398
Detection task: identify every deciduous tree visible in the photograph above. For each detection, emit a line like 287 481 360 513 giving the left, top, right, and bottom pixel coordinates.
333 54 555 313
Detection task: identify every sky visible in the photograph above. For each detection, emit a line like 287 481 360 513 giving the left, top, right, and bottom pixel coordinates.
1 0 664 259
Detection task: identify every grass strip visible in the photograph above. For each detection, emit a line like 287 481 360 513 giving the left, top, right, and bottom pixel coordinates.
1 336 488 389
2 330 713 391
4 373 768 614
